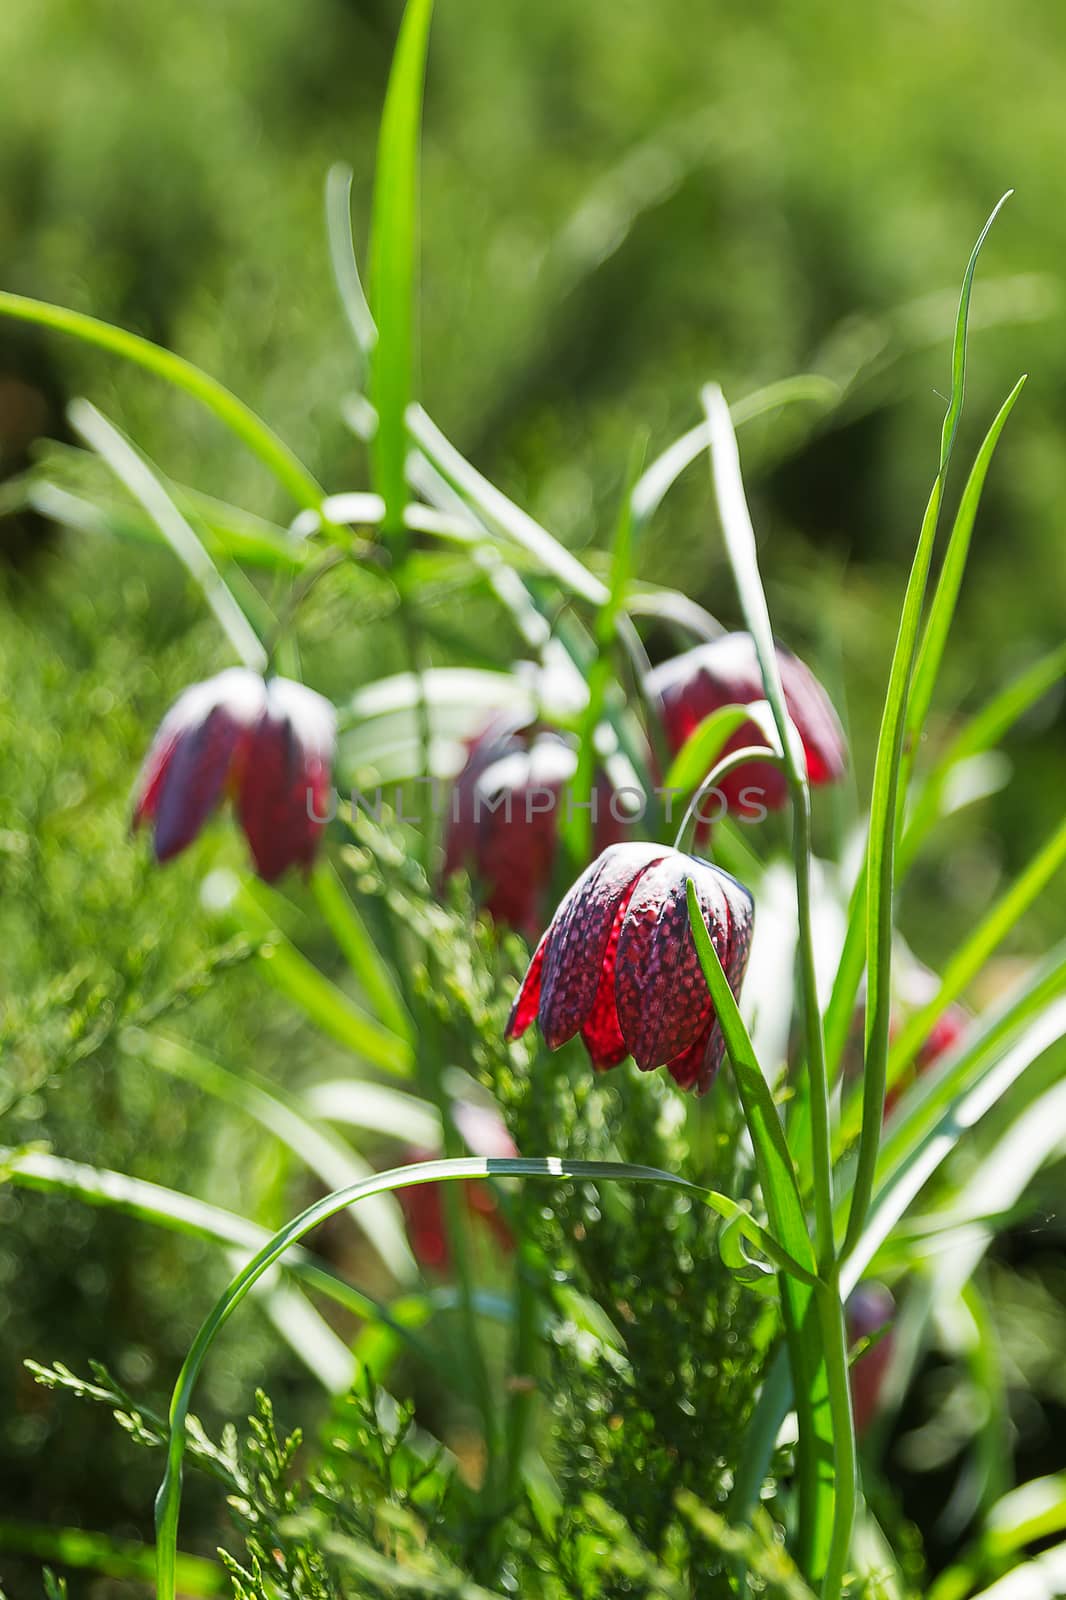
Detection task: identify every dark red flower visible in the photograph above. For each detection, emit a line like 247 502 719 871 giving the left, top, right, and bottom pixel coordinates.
846 1281 896 1434
132 668 335 882
646 632 845 815
396 1101 517 1273
506 842 754 1095
443 713 626 939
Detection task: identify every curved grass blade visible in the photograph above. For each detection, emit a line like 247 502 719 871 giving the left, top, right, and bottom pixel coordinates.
326 162 378 370
408 404 608 604
153 1152 815 1600
842 995 1066 1294
225 878 413 1075
631 375 840 529
0 291 326 511
311 860 413 1041
121 1027 416 1279
844 195 1012 1262
368 0 434 537
903 376 1027 780
69 400 267 672
826 639 1066 1085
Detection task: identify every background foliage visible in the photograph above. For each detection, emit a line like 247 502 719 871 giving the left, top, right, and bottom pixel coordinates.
2 1 1065 1595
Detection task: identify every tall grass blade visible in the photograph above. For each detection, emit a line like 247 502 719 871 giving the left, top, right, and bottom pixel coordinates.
368 0 435 536
326 162 378 370
904 376 1027 777
0 291 327 510
844 195 1011 1261
69 400 267 672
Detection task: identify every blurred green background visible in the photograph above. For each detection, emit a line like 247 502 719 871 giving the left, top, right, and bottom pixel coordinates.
2 0 1064 1589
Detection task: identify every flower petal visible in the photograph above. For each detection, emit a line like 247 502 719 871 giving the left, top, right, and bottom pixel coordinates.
506 930 549 1039
614 854 718 1070
237 679 335 882
538 842 667 1050
579 890 635 1070
614 851 753 1074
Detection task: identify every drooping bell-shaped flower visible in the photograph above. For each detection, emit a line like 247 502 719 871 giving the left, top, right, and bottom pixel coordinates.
443 713 626 939
846 1281 896 1434
646 632 846 815
506 842 754 1095
132 668 335 882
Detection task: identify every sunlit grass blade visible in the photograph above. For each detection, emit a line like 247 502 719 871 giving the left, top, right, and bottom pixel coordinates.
326 162 378 372
224 877 413 1075
685 882 851 1586
856 940 1066 1176
0 1522 222 1597
69 399 267 672
562 459 640 861
844 195 1011 1262
630 375 840 529
901 642 1066 869
368 0 434 537
826 639 1066 1085
700 386 852 1588
408 404 609 604
152 1152 816 1600
27 475 312 572
310 860 414 1040
664 703 766 796
120 1027 416 1279
841 995 1066 1292
838 814 1066 1145
903 376 1027 780
0 290 327 510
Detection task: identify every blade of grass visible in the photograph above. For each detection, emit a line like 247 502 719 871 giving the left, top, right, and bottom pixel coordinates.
562 454 641 861
838 815 1066 1148
0 1522 222 1597
842 994 1066 1294
701 383 853 1588
326 162 378 372
310 860 413 1041
225 878 413 1075
903 376 1027 784
826 638 1066 1085
0 291 327 511
69 400 267 672
152 1153 816 1600
408 404 608 605
368 0 434 538
901 642 1066 871
120 1027 416 1279
631 375 840 529
844 194 1012 1263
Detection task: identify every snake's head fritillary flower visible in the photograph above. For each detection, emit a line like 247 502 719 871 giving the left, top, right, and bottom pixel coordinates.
132 668 335 882
506 842 754 1095
646 632 846 816
443 713 626 939
846 1281 896 1434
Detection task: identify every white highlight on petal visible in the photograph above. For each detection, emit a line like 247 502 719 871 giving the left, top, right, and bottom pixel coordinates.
265 677 337 758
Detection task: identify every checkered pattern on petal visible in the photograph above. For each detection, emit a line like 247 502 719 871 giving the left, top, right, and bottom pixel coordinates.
614 854 724 1071
538 842 666 1050
579 882 640 1069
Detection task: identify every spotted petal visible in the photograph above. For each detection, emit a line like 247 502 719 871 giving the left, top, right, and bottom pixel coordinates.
538 842 666 1050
